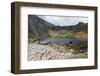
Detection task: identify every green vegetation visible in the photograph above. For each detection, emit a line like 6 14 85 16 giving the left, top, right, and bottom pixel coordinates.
48 30 87 38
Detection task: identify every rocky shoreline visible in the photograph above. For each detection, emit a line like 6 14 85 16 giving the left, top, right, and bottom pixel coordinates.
28 43 87 61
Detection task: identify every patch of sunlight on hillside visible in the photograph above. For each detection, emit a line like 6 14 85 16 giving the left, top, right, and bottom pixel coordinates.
48 30 87 38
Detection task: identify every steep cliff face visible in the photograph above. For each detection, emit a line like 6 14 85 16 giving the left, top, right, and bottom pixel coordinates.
28 15 55 39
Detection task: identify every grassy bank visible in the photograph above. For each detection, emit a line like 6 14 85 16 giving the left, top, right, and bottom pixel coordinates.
48 30 87 39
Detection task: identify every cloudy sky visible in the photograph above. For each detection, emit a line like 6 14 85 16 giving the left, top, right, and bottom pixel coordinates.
38 15 88 26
